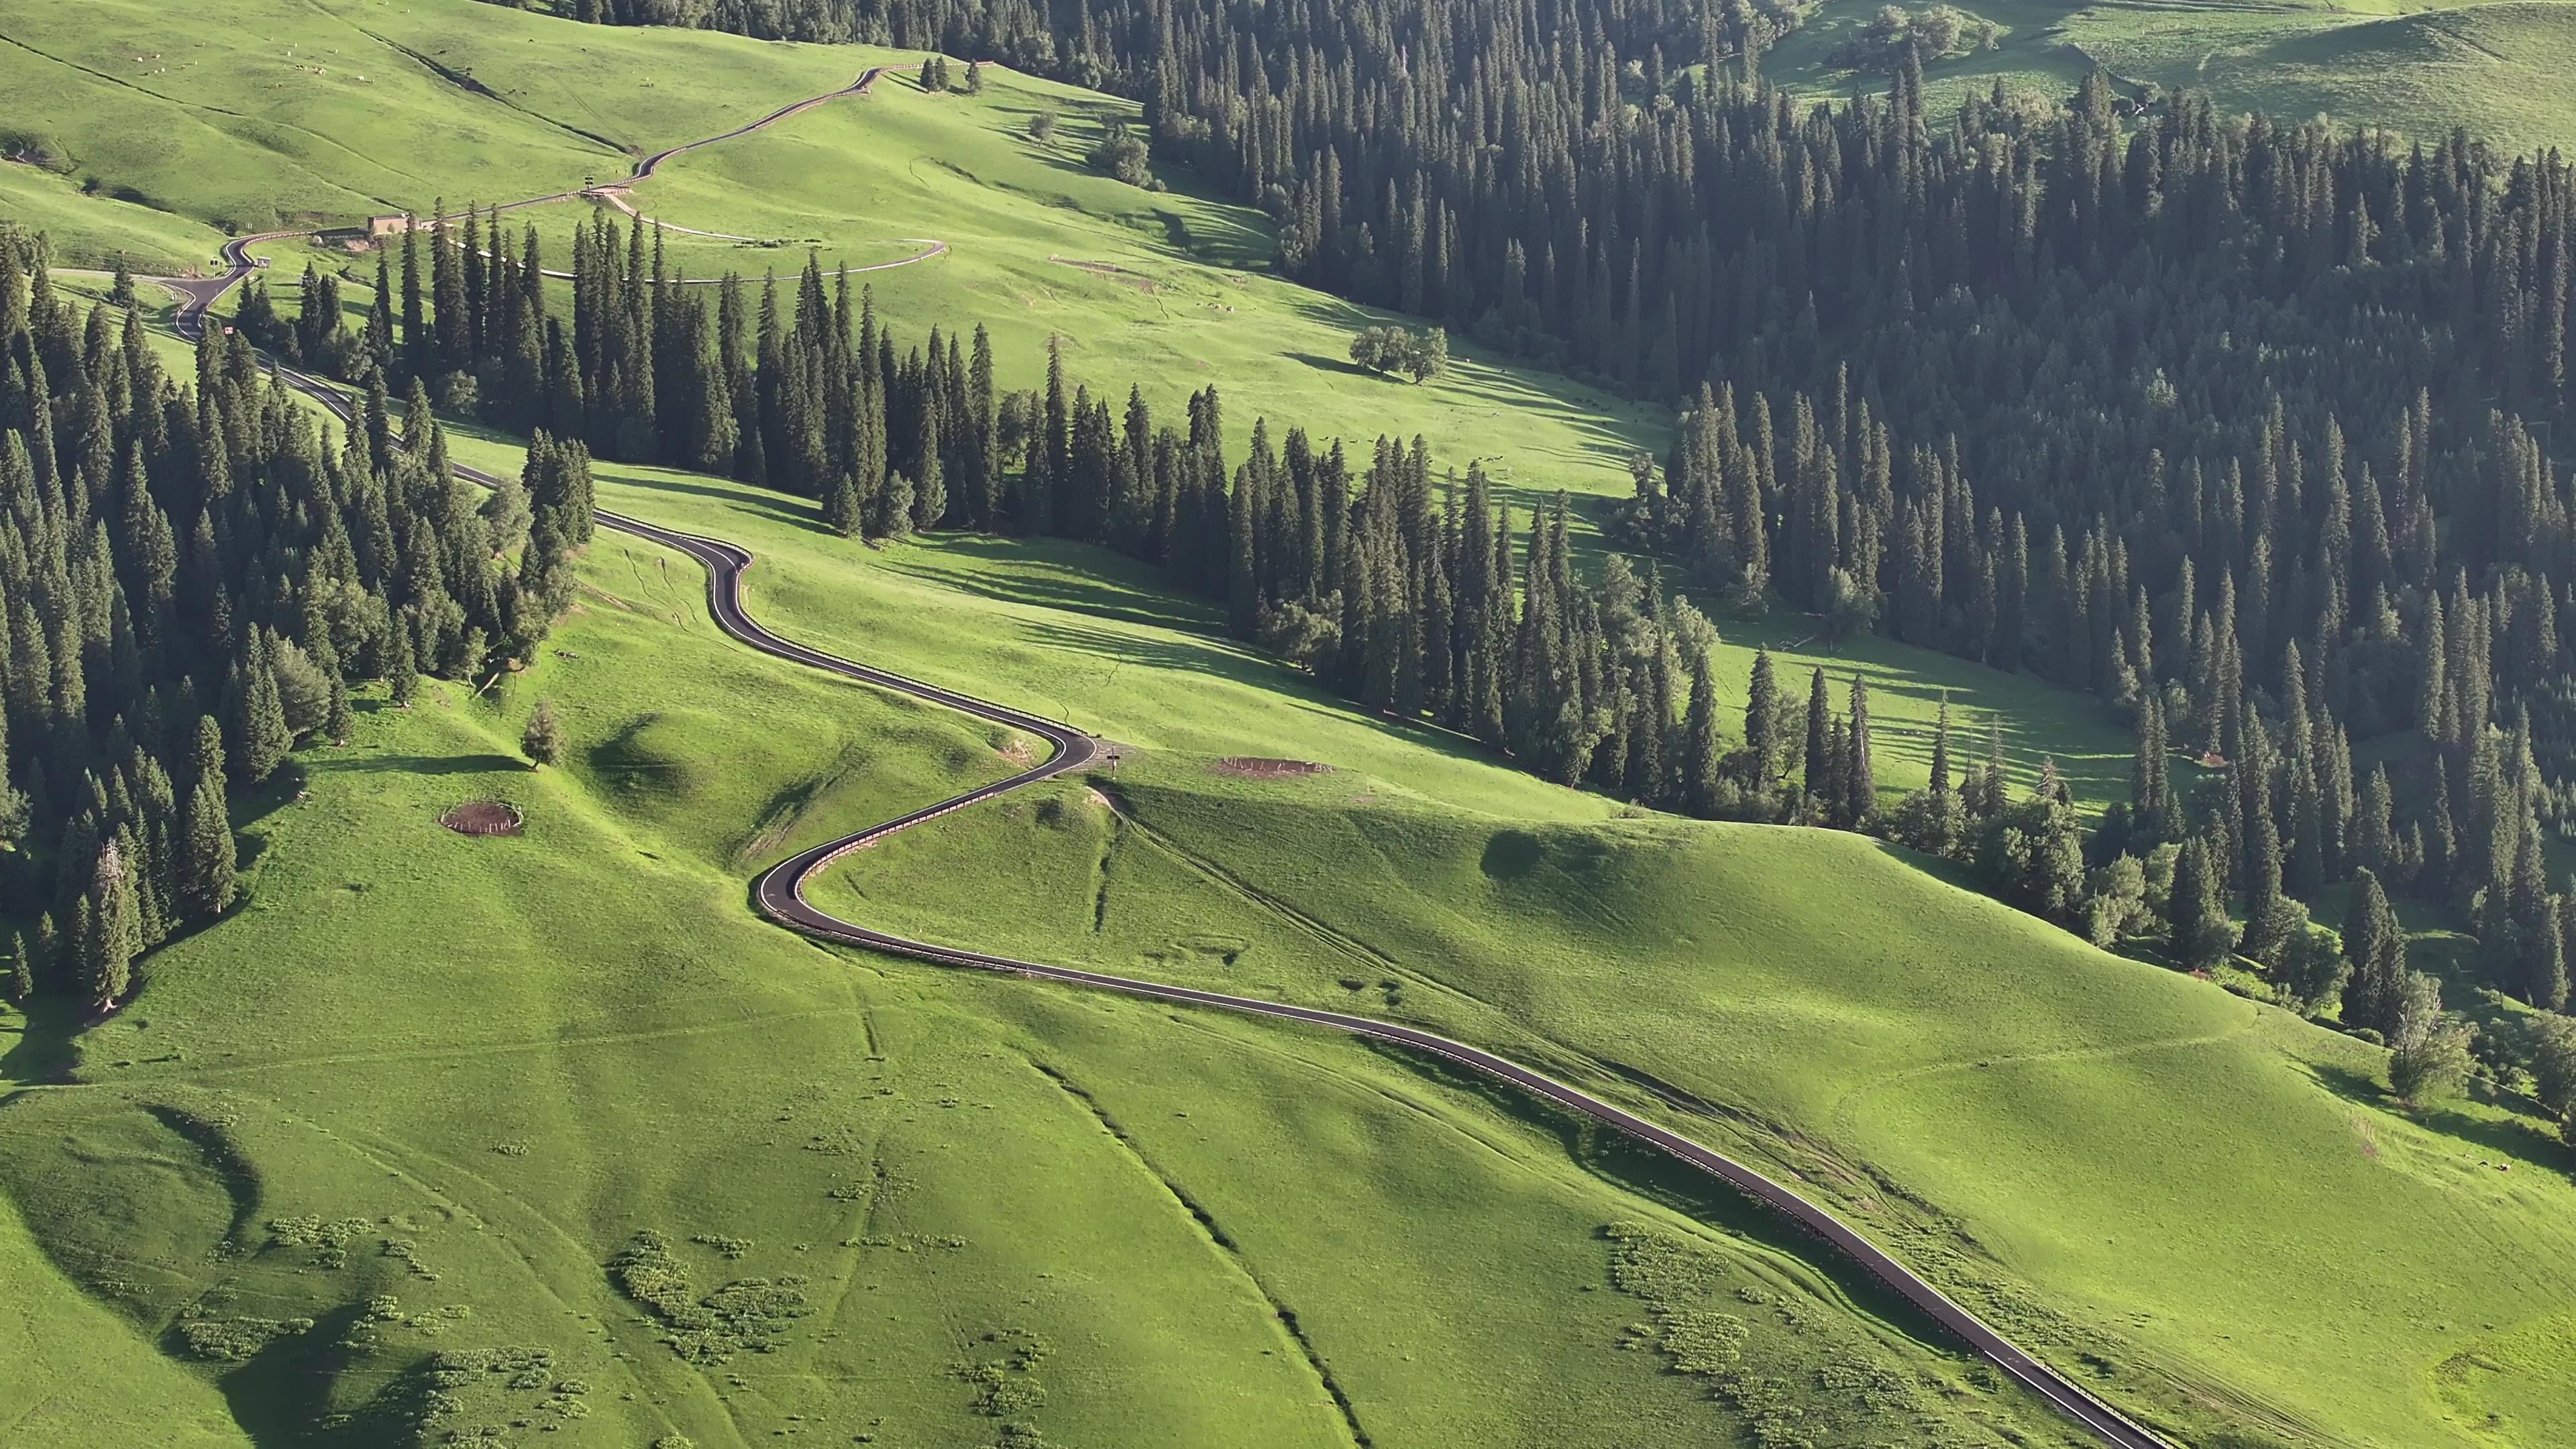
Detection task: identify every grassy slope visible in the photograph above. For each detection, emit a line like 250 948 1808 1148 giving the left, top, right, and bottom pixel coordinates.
0 163 231 274
0 1191 247 1447
541 434 2573 1448
0 0 1664 511
0 514 2065 1448
1766 0 2576 154
801 724 2576 1449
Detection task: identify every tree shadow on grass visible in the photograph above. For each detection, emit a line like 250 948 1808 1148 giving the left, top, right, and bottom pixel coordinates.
896 551 1224 634
0 996 85 1085
1285 350 1375 380
207 1299 374 1449
2296 1057 2571 1168
311 752 530 777
597 468 833 537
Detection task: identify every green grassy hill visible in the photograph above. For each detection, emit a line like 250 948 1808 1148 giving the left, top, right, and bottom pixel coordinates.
785 598 2576 1449
428 423 2576 1448
0 515 2072 1449
13 0 2576 1444
1766 0 2576 154
0 0 1666 518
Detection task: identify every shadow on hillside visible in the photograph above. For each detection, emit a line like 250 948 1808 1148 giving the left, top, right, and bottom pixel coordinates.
1358 1032 2004 1369
317 751 531 777
602 469 835 537
896 539 1222 633
1286 350 1375 380
1018 617 1252 678
2297 1058 2571 1169
209 1299 374 1449
0 996 84 1085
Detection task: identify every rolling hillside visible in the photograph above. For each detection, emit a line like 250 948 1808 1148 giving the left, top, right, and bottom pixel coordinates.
9 0 2576 1445
1767 0 2576 153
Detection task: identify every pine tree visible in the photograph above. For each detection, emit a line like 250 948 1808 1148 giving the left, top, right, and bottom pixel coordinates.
824 470 861 537
390 633 419 708
2171 833 2237 970
326 674 353 747
7 930 31 1006
1929 690 1953 799
1743 647 1780 787
1682 649 1719 816
225 635 293 783
1843 675 1876 827
179 775 237 920
2342 867 2410 1034
1803 667 1831 805
85 838 141 1010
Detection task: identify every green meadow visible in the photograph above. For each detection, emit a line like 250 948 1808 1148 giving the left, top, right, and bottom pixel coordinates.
533 450 2575 1449
11 0 2576 1444
1766 0 2576 154
0 524 2073 1449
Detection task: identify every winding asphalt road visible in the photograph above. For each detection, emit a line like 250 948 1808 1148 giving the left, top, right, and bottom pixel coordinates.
151 72 2171 1449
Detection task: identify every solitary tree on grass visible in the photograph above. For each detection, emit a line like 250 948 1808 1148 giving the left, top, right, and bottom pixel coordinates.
523 698 566 768
325 676 353 747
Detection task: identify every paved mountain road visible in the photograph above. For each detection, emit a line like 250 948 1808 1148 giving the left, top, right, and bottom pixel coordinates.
148 72 2171 1449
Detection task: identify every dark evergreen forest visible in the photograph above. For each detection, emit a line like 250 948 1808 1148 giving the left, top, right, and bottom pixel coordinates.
0 232 594 1012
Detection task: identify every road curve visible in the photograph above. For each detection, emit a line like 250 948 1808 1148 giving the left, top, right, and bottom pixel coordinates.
150 74 2165 1449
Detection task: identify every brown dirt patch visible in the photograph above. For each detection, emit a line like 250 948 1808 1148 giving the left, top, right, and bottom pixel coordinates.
1212 757 1332 780
439 801 524 837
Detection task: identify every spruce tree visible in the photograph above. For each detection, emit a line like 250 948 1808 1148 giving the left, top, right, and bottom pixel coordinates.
1803 667 1831 805
7 930 30 1006
1682 649 1718 816
180 775 237 921
225 635 292 783
32 914 59 998
824 470 861 537
390 633 419 708
2171 833 2237 971
1843 675 1876 827
85 838 141 1011
1743 647 1780 787
2342 868 2409 1033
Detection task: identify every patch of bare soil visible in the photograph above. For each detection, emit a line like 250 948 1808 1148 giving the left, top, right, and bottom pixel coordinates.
1212 757 1332 780
439 801 524 837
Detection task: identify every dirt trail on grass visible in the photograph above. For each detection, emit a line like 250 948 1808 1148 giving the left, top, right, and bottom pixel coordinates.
142 71 2169 1449
166 64 941 297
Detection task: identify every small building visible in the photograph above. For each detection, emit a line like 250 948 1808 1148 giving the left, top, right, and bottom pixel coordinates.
366 215 412 238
